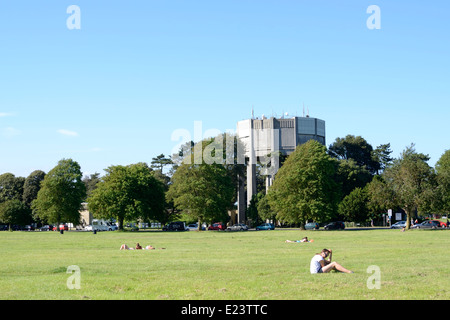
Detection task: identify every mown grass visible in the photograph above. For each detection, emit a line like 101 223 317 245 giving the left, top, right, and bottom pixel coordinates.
0 228 449 300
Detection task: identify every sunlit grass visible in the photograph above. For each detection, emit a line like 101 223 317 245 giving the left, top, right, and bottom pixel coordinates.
0 228 449 300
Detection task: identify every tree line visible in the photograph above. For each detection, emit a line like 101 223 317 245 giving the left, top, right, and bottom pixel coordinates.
1 133 449 231
257 137 450 230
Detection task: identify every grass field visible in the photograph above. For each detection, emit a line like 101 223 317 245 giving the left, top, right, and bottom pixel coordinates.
0 228 449 300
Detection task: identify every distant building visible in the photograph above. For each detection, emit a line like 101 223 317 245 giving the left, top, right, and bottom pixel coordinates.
79 202 92 227
236 115 326 222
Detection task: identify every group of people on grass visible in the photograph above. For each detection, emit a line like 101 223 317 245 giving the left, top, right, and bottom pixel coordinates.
120 243 165 250
119 236 353 274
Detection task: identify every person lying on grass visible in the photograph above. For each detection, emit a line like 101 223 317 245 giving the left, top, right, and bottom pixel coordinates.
120 243 166 250
285 237 313 243
310 248 353 274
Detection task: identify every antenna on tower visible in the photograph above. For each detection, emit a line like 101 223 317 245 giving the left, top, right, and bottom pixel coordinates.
307 106 310 118
251 105 254 119
303 102 305 117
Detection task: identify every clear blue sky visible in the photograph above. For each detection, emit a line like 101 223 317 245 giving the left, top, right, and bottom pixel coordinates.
1 0 449 177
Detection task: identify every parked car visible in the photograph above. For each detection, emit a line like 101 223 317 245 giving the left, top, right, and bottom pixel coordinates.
226 223 249 231
53 224 68 231
208 222 226 231
186 223 198 231
90 219 113 231
109 223 118 231
324 221 345 230
186 223 207 231
24 225 35 231
390 221 406 229
84 225 93 231
163 221 186 231
431 220 447 228
256 223 275 230
40 225 53 231
305 222 320 230
413 220 442 229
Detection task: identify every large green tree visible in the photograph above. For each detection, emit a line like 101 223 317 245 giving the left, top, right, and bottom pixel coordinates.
32 159 86 228
256 193 277 224
87 163 166 230
435 149 450 214
267 140 340 228
334 158 372 198
82 173 101 200
167 138 235 229
328 135 380 175
22 170 46 208
151 154 173 173
0 199 31 230
383 144 437 229
0 173 25 203
366 175 395 217
372 143 394 174
338 186 372 224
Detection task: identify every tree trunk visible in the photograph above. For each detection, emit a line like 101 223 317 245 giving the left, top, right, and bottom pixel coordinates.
405 208 412 229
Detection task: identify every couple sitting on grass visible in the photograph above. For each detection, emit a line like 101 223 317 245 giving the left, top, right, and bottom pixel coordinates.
120 243 165 250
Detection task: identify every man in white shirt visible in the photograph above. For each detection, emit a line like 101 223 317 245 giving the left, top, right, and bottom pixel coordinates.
310 249 353 274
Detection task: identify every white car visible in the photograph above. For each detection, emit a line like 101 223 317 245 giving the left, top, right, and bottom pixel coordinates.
226 223 249 231
186 223 206 231
186 223 198 231
390 221 406 229
84 225 93 231
108 223 118 231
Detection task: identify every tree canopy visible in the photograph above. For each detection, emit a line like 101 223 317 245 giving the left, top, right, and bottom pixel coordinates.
0 199 31 230
23 170 46 208
167 137 235 227
328 135 379 174
267 140 340 227
338 186 372 223
32 159 86 228
382 144 437 229
87 162 166 230
0 173 25 203
436 149 450 214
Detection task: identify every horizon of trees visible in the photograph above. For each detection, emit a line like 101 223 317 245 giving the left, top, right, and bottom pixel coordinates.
0 133 449 230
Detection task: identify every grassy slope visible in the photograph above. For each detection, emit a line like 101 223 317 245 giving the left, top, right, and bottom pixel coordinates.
0 228 449 300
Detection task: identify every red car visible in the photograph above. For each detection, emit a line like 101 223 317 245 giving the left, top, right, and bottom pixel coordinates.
208 222 226 230
432 220 447 228
53 224 69 231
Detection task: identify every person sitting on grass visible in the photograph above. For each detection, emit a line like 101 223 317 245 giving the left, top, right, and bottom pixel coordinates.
310 249 353 274
285 237 313 243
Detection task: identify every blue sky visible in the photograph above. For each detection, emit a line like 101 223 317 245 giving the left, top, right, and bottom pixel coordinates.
0 0 449 177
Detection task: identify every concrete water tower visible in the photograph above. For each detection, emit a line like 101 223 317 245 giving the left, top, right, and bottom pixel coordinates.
236 113 326 223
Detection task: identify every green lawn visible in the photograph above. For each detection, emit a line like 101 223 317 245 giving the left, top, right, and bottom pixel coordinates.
0 228 449 300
